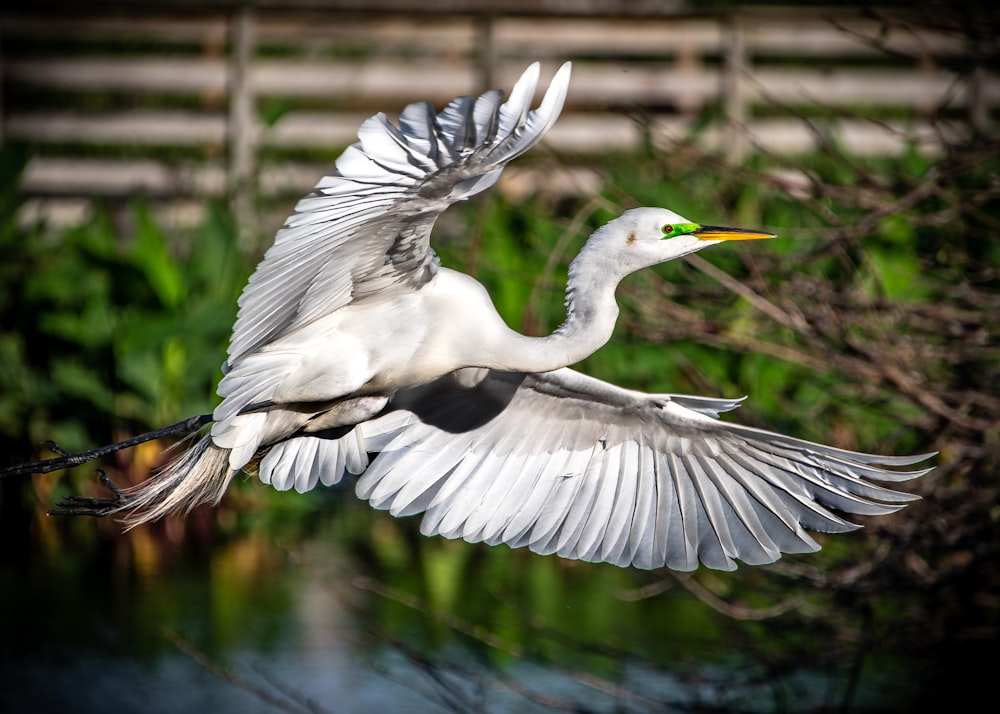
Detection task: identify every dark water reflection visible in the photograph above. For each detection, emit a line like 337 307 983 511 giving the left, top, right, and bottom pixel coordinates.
1 496 921 713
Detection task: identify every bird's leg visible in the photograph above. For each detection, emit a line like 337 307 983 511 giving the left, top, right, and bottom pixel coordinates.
0 414 213 479
48 470 132 517
2 414 215 519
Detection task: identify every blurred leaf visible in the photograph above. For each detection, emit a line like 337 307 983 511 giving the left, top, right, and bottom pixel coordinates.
191 201 244 300
864 247 927 301
50 358 114 413
38 300 116 347
259 97 295 128
128 201 185 309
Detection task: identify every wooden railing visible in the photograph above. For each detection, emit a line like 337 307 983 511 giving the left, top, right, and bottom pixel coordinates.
2 5 995 230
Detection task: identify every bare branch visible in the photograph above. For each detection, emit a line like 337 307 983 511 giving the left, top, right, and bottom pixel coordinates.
166 629 330 714
671 573 812 621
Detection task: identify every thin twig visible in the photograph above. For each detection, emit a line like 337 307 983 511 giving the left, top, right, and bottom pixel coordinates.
166 629 331 714
672 572 812 621
684 253 814 336
350 574 525 659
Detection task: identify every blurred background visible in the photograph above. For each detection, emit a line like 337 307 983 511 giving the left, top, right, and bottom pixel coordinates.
1 1 998 712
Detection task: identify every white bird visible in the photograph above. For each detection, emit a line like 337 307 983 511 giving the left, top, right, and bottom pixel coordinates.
94 62 931 571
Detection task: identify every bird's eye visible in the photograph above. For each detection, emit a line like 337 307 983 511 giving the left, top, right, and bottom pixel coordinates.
661 224 674 236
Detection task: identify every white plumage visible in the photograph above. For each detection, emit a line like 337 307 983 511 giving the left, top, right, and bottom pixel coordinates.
105 62 930 571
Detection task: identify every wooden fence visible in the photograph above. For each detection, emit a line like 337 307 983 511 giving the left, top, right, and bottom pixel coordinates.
2 4 996 232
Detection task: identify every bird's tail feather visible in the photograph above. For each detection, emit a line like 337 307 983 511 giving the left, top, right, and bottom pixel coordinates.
116 435 235 528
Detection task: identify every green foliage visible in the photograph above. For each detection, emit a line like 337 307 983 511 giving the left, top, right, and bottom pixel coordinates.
3 117 998 712
0 153 249 457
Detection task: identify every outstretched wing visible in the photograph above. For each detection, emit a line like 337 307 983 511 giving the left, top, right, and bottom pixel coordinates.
334 368 929 571
226 62 572 366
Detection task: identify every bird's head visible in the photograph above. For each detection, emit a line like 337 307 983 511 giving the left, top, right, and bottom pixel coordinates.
590 207 774 276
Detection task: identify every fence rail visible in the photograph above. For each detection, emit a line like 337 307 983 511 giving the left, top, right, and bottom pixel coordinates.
2 5 995 232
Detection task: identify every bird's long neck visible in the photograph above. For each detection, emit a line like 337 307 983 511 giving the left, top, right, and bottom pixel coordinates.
494 247 623 373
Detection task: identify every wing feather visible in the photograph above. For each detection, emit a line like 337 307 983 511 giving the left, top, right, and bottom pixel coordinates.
343 367 930 570
727 448 858 533
479 450 555 547
319 436 347 487
343 428 370 475
366 433 469 515
466 452 528 546
698 452 782 564
681 450 735 571
527 447 593 554
223 62 572 367
446 426 535 541
422 449 495 538
260 438 296 492
425 415 531 535
740 442 904 518
552 441 609 559
502 449 573 549
665 442 701 571
460 452 528 543
574 443 623 562
292 437 322 493
649 432 680 568
600 440 640 566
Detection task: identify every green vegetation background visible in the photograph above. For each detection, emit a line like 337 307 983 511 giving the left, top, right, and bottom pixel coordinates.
1 128 998 711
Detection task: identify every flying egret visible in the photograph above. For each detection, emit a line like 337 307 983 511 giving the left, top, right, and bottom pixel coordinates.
59 61 931 571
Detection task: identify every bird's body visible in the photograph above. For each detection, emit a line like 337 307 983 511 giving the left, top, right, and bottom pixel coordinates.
209 266 520 459
92 62 931 571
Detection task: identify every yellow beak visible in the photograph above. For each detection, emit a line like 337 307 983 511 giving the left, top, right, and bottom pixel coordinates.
693 225 776 241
